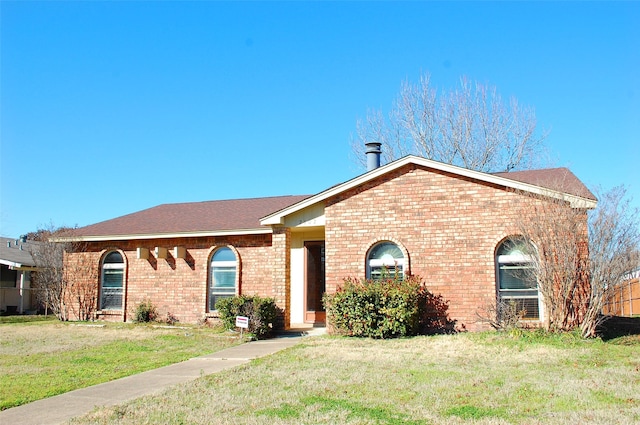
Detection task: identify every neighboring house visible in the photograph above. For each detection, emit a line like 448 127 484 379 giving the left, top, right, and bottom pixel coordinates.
0 237 40 314
60 151 597 330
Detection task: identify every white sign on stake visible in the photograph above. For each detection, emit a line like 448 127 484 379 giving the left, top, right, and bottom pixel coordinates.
236 316 249 328
235 316 249 338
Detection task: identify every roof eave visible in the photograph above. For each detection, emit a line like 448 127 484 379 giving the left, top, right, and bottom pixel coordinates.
260 156 597 225
261 158 407 225
0 259 22 268
53 227 272 243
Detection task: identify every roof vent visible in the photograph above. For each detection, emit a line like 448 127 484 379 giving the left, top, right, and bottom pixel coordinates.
365 142 382 171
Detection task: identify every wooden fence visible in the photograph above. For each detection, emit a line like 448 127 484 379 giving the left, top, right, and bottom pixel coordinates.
602 278 640 317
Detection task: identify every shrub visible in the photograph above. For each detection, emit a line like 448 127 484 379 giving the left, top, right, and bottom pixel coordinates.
134 299 157 323
215 295 279 339
324 275 454 338
163 312 179 326
476 300 525 332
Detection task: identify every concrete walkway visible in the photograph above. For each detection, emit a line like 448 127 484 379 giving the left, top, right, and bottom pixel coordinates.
0 328 324 425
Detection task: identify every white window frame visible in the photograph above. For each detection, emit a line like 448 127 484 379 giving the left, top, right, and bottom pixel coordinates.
497 244 542 321
367 242 405 280
100 252 125 311
208 248 238 312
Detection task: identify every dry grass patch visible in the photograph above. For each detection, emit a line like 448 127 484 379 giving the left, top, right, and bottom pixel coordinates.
70 332 640 425
0 318 240 410
0 322 155 356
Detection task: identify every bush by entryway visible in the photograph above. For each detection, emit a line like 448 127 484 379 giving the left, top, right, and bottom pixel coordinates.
323 275 456 338
215 295 280 339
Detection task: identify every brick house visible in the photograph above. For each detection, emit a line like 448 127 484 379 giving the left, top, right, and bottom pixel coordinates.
61 152 597 330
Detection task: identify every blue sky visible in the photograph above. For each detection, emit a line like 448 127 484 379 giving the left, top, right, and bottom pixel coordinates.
1 1 638 237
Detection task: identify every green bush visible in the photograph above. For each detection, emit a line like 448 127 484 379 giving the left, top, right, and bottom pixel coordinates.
134 299 157 323
215 295 279 339
324 275 456 338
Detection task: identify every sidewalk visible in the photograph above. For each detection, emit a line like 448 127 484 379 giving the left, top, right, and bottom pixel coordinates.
0 328 325 425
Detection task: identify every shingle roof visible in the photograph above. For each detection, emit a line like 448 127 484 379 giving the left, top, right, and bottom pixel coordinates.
0 237 38 268
492 167 597 201
70 195 311 239
66 159 596 241
261 156 597 225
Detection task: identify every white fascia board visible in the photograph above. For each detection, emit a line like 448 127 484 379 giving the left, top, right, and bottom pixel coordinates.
52 228 272 243
260 155 597 226
408 156 597 209
260 159 411 225
0 259 22 268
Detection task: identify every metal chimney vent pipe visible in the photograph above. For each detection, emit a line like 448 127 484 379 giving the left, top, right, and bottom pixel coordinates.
365 142 382 171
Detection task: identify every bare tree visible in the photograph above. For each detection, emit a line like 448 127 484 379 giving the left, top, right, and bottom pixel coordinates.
28 226 67 319
351 73 548 172
581 186 640 337
29 226 99 321
62 246 99 321
512 201 591 332
514 186 639 337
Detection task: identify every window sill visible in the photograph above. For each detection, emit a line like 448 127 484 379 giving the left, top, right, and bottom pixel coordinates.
96 310 124 317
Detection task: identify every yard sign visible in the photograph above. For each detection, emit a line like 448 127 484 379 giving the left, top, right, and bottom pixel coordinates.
236 315 249 338
235 316 249 328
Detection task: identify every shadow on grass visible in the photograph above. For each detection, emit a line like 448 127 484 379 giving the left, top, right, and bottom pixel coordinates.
598 316 640 341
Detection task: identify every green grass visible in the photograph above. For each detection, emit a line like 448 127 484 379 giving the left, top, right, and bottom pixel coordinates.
257 395 429 424
0 318 241 410
0 314 58 324
68 331 640 425
444 404 507 420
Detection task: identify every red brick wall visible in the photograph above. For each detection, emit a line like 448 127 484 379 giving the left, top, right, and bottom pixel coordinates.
271 227 291 329
62 249 101 321
64 234 274 324
323 164 568 331
63 163 587 331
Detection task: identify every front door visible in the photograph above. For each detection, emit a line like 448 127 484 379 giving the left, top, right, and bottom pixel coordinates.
304 241 326 324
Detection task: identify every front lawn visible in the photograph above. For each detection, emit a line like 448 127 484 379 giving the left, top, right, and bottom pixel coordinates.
0 318 240 410
70 331 640 425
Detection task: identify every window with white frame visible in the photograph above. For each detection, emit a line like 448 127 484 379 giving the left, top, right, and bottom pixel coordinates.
209 247 237 311
367 241 405 280
496 237 540 320
100 251 125 310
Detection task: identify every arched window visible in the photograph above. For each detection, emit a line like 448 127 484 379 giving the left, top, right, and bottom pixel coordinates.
496 237 540 320
367 241 404 280
100 251 125 310
209 247 238 311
